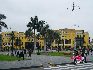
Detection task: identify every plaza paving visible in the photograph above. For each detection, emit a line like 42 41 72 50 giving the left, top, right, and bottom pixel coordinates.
44 62 93 70
0 51 93 70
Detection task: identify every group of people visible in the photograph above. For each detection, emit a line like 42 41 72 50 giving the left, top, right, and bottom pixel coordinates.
14 49 32 60
72 47 93 64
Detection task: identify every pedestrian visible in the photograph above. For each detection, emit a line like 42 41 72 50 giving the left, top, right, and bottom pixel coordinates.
87 48 89 55
17 51 19 57
24 49 26 57
21 51 24 60
75 50 78 56
85 49 88 56
29 49 32 57
19 52 21 58
15 50 17 56
24 49 26 54
90 48 93 55
81 50 87 63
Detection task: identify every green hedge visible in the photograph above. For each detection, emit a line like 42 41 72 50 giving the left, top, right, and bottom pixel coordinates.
47 52 72 57
0 54 22 61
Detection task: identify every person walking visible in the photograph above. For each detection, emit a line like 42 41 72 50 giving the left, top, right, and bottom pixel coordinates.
17 51 19 57
81 47 87 63
90 48 93 55
87 48 89 55
24 49 26 57
21 51 24 60
85 49 88 56
28 49 32 57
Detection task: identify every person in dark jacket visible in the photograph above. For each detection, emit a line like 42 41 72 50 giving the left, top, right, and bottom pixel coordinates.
17 51 19 57
81 47 87 63
29 49 32 57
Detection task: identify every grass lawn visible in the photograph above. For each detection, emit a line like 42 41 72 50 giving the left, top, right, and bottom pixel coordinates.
0 54 22 61
42 51 73 57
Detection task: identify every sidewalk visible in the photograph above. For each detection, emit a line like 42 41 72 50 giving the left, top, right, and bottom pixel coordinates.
0 54 72 69
0 52 93 69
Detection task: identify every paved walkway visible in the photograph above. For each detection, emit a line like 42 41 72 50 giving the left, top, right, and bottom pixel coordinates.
44 62 93 70
0 51 93 70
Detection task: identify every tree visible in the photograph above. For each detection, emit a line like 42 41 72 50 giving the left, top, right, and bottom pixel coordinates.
62 39 64 50
9 31 15 56
46 29 55 50
40 24 49 51
15 38 22 49
26 16 45 52
25 28 34 37
0 14 8 32
36 33 41 51
27 16 38 51
53 31 61 52
25 29 34 53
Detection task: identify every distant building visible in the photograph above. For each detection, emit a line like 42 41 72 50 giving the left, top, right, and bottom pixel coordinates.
51 28 76 50
0 28 90 51
75 30 84 49
1 31 34 50
51 28 90 50
37 35 44 50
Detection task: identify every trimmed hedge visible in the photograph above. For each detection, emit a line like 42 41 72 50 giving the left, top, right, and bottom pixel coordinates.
47 51 72 57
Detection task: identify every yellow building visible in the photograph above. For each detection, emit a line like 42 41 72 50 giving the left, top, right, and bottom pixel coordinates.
1 28 90 50
37 35 44 49
51 28 90 50
75 30 84 49
1 31 34 50
83 32 89 48
51 28 76 50
75 30 90 49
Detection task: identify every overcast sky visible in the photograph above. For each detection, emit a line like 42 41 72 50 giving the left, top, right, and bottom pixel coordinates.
0 0 93 38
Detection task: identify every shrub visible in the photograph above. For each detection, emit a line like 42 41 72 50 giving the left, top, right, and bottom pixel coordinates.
63 52 72 55
37 52 41 55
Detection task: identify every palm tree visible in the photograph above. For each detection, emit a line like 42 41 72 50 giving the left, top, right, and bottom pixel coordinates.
40 24 49 51
9 31 15 56
37 20 45 32
26 16 45 52
0 14 8 51
46 29 55 50
36 33 41 54
25 29 34 52
0 14 8 32
25 29 33 38
53 31 61 52
27 16 38 51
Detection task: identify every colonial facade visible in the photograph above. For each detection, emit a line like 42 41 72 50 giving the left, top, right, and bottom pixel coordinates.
1 31 34 50
0 28 90 50
51 28 90 50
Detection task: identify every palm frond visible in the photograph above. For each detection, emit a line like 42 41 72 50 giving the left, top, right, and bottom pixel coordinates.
0 14 6 20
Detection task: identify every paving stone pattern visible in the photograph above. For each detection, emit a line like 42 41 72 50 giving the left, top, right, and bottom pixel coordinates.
44 62 93 70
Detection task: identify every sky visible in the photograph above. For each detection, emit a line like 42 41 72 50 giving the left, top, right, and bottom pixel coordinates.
0 0 93 39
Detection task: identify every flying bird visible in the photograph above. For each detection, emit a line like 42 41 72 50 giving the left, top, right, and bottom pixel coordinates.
72 2 75 11
67 2 80 11
78 6 80 9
